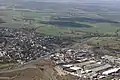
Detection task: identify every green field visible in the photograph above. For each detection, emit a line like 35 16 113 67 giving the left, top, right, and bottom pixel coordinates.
0 9 120 37
87 37 120 50
0 63 14 69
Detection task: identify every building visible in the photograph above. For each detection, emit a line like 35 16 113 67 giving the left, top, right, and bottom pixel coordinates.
102 67 120 75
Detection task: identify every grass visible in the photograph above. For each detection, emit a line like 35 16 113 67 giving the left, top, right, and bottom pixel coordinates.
36 24 84 37
0 63 14 69
36 21 120 37
0 9 120 37
76 22 120 34
22 11 42 18
87 37 120 50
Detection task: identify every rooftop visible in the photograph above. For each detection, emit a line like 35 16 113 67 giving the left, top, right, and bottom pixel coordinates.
102 67 120 75
91 64 112 72
70 66 81 70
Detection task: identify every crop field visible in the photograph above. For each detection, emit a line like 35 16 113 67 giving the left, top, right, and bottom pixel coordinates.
0 6 120 37
79 23 120 34
87 37 120 50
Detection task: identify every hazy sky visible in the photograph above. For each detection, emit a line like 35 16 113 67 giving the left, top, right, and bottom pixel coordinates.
1 0 120 3
25 0 81 2
24 0 120 3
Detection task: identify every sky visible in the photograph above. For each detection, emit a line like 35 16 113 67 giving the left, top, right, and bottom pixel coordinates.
0 0 120 3
25 0 81 2
24 0 120 3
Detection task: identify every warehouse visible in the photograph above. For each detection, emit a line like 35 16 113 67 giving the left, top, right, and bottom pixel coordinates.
102 67 120 75
74 60 96 67
91 64 112 72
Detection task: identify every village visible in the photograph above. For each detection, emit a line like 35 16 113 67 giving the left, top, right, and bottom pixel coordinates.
0 27 65 64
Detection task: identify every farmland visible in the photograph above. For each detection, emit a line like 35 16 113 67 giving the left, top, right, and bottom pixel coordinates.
0 1 120 38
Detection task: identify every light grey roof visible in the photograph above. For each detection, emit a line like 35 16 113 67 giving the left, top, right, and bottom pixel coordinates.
91 64 112 72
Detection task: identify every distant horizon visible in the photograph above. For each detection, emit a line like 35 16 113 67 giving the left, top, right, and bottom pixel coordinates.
23 0 120 4
24 0 120 2
1 0 120 4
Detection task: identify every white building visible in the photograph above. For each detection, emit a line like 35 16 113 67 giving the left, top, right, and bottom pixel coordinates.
102 68 120 75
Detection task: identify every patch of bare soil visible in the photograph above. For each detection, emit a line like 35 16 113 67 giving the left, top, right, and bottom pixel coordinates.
0 60 75 80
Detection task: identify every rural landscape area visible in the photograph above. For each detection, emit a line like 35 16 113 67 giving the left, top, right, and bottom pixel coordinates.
0 0 120 80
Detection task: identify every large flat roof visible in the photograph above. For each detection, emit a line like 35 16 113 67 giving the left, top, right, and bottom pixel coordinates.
91 64 112 72
74 60 96 67
85 62 104 69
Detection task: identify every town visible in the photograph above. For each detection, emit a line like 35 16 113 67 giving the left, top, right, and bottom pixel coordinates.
0 27 120 80
0 27 67 64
